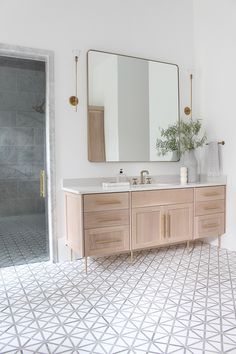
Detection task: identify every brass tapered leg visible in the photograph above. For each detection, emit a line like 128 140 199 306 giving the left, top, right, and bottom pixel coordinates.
85 257 88 274
130 250 134 263
187 241 190 253
218 235 221 249
70 249 73 261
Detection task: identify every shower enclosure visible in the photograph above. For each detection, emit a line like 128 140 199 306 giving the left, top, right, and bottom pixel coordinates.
0 56 49 267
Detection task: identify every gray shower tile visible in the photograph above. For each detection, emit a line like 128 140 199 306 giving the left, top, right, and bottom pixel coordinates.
0 198 17 216
16 146 44 164
0 147 17 164
0 111 16 127
0 91 17 110
0 164 44 179
34 128 45 145
17 69 45 93
0 181 17 199
15 127 34 146
15 198 37 215
0 128 33 146
0 198 37 216
16 91 37 112
16 111 45 127
0 164 28 179
0 67 17 91
0 127 16 146
35 198 46 213
17 180 39 198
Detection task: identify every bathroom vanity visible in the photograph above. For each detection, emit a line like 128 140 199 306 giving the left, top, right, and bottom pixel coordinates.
63 181 226 271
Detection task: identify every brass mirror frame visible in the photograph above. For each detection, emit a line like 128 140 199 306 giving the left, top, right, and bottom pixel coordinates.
87 49 180 163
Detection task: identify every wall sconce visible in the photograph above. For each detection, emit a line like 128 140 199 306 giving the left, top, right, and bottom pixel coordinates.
184 73 193 118
69 55 79 111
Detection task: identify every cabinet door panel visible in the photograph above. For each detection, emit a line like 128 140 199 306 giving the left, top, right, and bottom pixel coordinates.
166 203 193 242
132 206 164 250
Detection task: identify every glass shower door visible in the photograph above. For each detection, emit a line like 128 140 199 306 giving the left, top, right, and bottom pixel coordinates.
0 56 49 267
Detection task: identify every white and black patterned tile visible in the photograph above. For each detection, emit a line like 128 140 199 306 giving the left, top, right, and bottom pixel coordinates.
0 213 49 268
1 243 236 353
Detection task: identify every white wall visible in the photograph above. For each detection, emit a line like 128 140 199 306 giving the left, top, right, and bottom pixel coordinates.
194 0 236 250
0 0 195 259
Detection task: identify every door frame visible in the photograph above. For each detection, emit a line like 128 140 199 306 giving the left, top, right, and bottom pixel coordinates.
0 43 57 262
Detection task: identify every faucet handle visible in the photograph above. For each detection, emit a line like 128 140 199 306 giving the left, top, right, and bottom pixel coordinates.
146 176 152 184
132 177 138 185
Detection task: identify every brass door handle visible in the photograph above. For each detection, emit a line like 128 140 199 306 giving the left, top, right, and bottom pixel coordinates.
40 169 46 198
162 214 166 238
166 213 171 238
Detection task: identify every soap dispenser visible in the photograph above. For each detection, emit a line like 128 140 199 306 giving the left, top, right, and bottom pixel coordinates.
116 169 128 183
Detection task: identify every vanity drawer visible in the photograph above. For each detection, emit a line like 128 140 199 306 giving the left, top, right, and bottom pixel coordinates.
84 192 129 212
84 209 129 229
132 188 193 208
195 186 225 202
195 200 225 216
85 226 130 256
194 213 225 239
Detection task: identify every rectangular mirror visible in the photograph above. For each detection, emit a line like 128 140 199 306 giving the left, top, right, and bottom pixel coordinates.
87 50 180 162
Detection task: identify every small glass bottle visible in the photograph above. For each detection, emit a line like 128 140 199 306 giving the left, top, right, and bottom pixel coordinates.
116 169 128 183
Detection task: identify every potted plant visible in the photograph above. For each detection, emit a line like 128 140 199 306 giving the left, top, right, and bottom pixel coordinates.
156 122 180 160
156 119 207 182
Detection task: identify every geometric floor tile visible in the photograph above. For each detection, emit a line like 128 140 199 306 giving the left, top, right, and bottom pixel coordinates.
0 213 49 268
0 242 236 353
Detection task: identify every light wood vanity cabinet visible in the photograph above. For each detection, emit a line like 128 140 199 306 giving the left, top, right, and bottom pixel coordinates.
65 185 226 266
132 189 194 250
194 186 226 240
65 192 130 260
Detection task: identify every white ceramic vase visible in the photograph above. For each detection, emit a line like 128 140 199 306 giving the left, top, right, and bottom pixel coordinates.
183 149 198 183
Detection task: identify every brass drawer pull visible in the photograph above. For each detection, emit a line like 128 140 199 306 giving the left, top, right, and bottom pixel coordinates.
203 223 219 229
204 206 219 210
95 239 121 245
97 200 122 205
98 218 121 223
204 192 219 197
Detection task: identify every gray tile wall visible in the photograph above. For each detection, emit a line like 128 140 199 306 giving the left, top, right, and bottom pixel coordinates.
0 58 46 216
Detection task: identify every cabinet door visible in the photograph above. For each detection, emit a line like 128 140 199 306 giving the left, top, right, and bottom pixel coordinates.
165 203 193 243
132 206 164 250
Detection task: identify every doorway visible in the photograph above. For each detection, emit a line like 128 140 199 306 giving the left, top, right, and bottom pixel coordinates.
0 46 56 267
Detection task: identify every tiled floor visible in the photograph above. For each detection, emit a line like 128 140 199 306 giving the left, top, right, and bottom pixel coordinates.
1 243 236 353
0 214 49 268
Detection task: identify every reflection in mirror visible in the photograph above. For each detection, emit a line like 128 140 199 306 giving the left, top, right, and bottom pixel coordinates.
87 50 179 162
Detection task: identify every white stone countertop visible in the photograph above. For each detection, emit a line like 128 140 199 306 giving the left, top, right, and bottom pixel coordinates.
62 176 226 195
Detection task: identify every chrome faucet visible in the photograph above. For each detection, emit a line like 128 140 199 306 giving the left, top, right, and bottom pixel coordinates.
140 170 149 184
